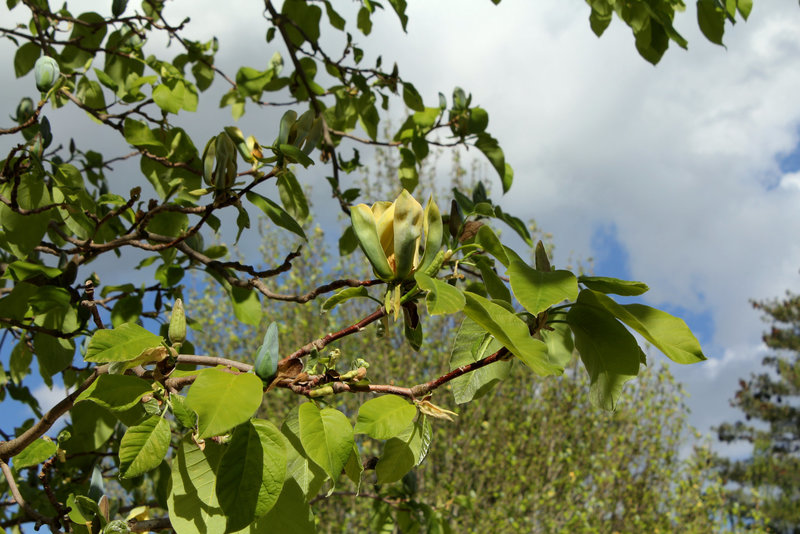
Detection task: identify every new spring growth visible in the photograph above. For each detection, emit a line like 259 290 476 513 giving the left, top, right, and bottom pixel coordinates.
168 298 186 347
350 190 443 283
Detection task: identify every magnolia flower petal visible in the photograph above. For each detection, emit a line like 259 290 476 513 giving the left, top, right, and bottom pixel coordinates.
392 190 424 280
351 204 394 281
418 197 443 274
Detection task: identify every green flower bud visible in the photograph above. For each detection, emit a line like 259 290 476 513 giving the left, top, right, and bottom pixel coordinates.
168 298 186 345
34 56 60 93
14 97 34 123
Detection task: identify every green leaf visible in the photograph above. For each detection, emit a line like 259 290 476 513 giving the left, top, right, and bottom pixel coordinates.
118 416 170 478
584 290 706 364
205 269 262 326
0 282 36 320
357 6 373 35
298 402 353 484
75 374 152 413
282 407 328 500
376 437 415 484
376 417 431 483
167 438 227 534
279 143 315 168
246 191 307 241
249 479 316 534
402 82 424 111
321 286 369 313
463 292 560 376
475 225 508 266
508 260 578 316
449 317 510 404
414 273 465 315
737 0 753 20
276 170 309 221
185 368 264 438
566 292 642 410
344 444 363 490
541 321 575 368
14 41 40 77
123 118 164 149
84 323 163 363
578 276 649 296
62 402 117 454
216 419 287 532
474 256 511 303
34 334 75 378
387 0 409 31
13 438 56 471
354 395 416 439
111 295 143 327
170 394 197 429
0 175 53 259
474 133 512 193
697 0 725 45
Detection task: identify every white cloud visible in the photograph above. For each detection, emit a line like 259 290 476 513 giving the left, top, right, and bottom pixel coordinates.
32 382 67 415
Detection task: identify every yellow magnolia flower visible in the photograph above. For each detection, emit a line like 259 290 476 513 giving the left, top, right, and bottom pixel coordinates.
350 190 442 282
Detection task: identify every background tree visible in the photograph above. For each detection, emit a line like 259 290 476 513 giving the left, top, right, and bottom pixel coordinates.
0 1 748 533
717 290 800 533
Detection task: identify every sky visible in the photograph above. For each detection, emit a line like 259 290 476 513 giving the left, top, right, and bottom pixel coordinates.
2 0 800 457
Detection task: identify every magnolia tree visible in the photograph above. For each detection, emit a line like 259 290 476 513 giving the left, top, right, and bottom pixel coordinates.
0 1 751 533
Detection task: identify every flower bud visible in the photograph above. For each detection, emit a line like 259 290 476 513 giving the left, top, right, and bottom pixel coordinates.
34 56 60 93
15 97 34 123
168 298 186 345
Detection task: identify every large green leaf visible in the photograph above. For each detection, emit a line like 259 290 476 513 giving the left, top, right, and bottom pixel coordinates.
281 407 328 500
354 395 416 440
34 333 75 378
216 419 287 532
62 402 117 454
186 368 264 438
249 479 315 534
578 276 649 296
118 416 170 478
697 0 725 45
84 323 163 363
585 290 706 364
246 191 307 241
298 403 353 484
75 374 152 413
13 438 56 471
540 321 575 369
167 437 226 534
463 292 560 376
566 293 642 410
375 417 431 484
508 260 578 316
449 317 510 404
0 176 52 259
414 273 465 315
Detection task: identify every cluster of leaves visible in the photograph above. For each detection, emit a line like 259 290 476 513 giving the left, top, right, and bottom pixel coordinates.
716 292 800 533
187 222 745 533
0 0 746 533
